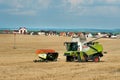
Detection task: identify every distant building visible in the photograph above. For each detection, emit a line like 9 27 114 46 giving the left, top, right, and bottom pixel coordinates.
13 27 27 34
77 32 83 37
3 30 11 34
67 32 76 37
13 30 19 34
19 27 27 34
38 31 45 35
85 33 93 38
60 32 66 36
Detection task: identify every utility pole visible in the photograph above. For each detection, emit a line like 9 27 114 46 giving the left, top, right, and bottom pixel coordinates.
13 33 16 49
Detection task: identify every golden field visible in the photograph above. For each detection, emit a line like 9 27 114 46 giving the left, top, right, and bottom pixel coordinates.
0 34 120 80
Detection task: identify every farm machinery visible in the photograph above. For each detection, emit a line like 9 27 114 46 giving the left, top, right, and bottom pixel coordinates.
64 36 104 62
33 49 58 62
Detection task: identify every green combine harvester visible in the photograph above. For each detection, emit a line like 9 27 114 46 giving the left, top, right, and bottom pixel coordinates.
64 37 104 62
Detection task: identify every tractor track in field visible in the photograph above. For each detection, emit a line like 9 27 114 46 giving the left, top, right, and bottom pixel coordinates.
0 61 32 66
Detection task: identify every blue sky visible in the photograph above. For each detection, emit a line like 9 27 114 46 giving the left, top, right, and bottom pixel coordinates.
0 0 120 29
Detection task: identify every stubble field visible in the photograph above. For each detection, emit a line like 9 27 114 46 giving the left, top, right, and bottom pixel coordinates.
0 34 120 80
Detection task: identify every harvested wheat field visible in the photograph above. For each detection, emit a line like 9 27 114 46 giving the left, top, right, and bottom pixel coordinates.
0 34 120 80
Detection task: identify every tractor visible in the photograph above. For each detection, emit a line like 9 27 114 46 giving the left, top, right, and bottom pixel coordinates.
33 49 58 62
64 36 104 62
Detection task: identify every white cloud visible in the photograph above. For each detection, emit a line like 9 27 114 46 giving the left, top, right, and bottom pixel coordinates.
5 9 37 16
0 0 120 17
63 0 93 8
0 0 52 16
62 0 120 17
62 0 94 15
102 0 120 4
82 6 120 16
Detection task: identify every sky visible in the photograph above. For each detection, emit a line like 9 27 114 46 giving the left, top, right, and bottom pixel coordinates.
0 0 120 29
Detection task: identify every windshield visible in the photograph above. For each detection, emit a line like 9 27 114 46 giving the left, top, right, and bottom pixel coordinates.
66 42 78 51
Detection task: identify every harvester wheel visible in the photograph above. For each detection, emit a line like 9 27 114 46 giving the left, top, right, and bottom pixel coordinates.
93 56 100 62
77 52 81 62
66 56 74 62
83 54 88 62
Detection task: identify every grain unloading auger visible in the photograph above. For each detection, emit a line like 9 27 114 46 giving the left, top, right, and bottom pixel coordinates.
64 37 104 62
33 49 58 62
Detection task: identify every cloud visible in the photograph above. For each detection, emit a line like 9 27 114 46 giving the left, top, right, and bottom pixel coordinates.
3 9 37 16
62 0 120 17
0 0 52 16
101 0 120 4
63 0 93 8
0 0 120 17
83 6 120 17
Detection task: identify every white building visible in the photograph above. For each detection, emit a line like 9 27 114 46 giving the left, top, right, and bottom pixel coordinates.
19 27 27 34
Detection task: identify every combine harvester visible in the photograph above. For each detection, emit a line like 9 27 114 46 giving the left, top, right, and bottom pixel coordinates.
34 49 58 62
64 36 104 62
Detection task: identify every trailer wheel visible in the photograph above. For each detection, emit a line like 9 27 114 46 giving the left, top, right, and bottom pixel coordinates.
33 60 38 63
93 56 100 62
47 53 58 61
47 53 55 61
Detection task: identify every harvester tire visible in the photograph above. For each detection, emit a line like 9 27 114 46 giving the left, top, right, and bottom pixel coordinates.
77 52 81 62
83 53 88 62
66 56 74 62
93 56 100 62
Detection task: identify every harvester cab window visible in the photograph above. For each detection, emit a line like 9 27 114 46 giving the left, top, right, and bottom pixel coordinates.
66 42 78 51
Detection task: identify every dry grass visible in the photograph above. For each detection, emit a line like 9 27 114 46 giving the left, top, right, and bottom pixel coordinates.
0 34 120 80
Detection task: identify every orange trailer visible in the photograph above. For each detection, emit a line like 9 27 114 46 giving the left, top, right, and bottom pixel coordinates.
36 49 55 54
34 49 58 62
